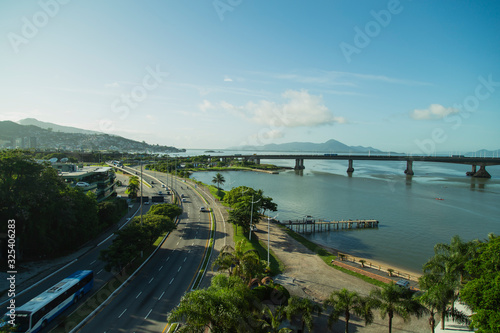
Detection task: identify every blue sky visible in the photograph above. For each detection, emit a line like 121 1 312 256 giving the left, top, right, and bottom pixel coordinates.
1 0 499 153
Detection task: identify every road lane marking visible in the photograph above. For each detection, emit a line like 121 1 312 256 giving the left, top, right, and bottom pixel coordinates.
184 257 187 262
159 291 165 300
159 265 163 271
90 260 96 265
145 309 152 319
118 309 127 318
97 269 103 275
166 257 170 262
178 266 182 272
97 233 114 247
149 277 154 284
169 278 174 285
136 292 142 299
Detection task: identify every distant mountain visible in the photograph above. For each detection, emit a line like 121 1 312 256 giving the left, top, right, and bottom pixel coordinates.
0 120 185 153
18 118 102 135
229 139 383 153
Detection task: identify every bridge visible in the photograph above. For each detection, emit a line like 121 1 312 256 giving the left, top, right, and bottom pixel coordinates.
212 154 500 178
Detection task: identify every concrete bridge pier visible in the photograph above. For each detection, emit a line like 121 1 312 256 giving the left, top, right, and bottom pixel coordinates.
347 159 354 174
466 164 477 176
473 165 491 178
294 158 305 170
253 158 260 164
404 160 414 176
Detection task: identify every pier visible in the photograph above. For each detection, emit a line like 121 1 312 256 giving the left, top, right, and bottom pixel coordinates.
281 218 379 233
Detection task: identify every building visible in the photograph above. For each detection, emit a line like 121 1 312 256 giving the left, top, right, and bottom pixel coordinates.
60 165 117 202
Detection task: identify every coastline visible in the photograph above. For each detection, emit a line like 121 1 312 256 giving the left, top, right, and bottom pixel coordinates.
316 242 423 281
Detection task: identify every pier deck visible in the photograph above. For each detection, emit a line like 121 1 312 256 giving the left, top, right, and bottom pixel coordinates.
281 219 379 233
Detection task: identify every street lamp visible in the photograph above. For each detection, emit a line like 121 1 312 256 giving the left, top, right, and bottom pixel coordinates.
248 194 261 241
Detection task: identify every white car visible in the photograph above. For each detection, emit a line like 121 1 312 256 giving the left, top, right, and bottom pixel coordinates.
396 279 410 289
76 182 90 187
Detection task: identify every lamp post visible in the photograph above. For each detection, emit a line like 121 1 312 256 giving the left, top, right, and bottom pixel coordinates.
267 217 270 267
248 194 261 241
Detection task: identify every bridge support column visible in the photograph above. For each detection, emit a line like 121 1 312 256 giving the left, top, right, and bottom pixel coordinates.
404 160 414 176
254 158 260 164
473 165 491 178
466 164 477 176
347 159 354 173
294 158 305 170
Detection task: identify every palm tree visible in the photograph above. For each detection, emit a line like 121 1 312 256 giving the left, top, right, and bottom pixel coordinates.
370 283 423 333
212 240 263 283
258 305 292 333
323 288 374 333
284 296 322 332
126 176 140 199
418 272 469 331
212 172 225 195
428 235 474 283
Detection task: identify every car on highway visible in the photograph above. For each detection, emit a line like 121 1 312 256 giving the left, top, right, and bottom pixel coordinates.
182 198 187 203
181 194 187 198
200 207 208 212
76 182 90 187
158 191 163 195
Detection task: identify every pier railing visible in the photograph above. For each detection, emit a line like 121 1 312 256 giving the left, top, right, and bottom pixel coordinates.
280 218 379 233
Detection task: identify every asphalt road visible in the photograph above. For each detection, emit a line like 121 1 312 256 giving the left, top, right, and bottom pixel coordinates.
77 172 212 332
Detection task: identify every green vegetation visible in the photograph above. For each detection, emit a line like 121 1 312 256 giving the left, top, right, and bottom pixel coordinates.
99 203 179 274
126 175 140 199
0 150 125 260
323 288 374 333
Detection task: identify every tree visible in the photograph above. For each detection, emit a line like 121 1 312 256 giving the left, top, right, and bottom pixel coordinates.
460 234 500 332
284 296 322 333
258 305 292 333
212 240 264 283
212 172 225 195
418 272 468 332
126 176 140 199
323 288 374 333
169 275 258 332
370 283 423 333
148 203 182 220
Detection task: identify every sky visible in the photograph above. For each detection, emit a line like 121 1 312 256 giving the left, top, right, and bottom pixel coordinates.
1 0 500 154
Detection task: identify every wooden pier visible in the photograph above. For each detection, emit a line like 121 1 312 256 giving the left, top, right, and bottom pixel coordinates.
282 218 379 233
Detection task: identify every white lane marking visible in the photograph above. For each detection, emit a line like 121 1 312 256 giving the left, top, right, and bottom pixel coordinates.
97 233 114 247
149 277 154 284
178 266 182 272
159 291 165 300
97 269 103 275
158 265 163 271
176 241 180 246
136 292 142 299
118 309 127 318
145 309 152 319
166 257 170 262
90 260 96 265
192 242 195 246
183 257 187 262
169 278 174 285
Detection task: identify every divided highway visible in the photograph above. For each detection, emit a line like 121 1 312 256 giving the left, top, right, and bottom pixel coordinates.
78 172 212 332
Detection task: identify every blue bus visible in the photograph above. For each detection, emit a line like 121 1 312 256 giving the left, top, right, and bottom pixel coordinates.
1 270 93 333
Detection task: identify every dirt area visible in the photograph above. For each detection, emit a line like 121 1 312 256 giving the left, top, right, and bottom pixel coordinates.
252 220 432 333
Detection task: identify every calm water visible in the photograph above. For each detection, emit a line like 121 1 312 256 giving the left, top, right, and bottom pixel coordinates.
190 155 500 274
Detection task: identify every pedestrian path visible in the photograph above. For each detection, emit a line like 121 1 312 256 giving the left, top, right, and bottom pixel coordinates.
435 302 473 332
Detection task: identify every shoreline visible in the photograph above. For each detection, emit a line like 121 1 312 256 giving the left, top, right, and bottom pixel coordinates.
316 242 423 281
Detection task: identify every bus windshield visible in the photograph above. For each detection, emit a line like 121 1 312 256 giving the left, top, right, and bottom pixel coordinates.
1 312 30 333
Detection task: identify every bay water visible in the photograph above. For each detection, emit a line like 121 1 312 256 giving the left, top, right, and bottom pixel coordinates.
189 152 500 274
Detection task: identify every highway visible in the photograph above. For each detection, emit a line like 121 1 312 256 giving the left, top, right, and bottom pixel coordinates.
77 170 212 332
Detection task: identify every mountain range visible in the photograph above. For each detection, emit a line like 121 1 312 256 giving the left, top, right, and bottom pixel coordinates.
0 119 185 153
230 139 383 153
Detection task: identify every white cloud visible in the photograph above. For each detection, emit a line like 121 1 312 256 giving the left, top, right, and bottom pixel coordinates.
223 76 233 82
199 100 214 112
220 90 344 128
105 82 120 88
410 104 459 120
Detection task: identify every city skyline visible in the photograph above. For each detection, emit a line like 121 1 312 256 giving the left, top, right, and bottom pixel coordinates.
1 1 499 153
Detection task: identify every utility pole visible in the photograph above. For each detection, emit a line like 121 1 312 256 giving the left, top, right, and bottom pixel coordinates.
248 194 261 241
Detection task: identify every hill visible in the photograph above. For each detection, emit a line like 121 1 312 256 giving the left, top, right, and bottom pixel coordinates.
18 118 103 135
0 120 184 153
230 139 383 153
